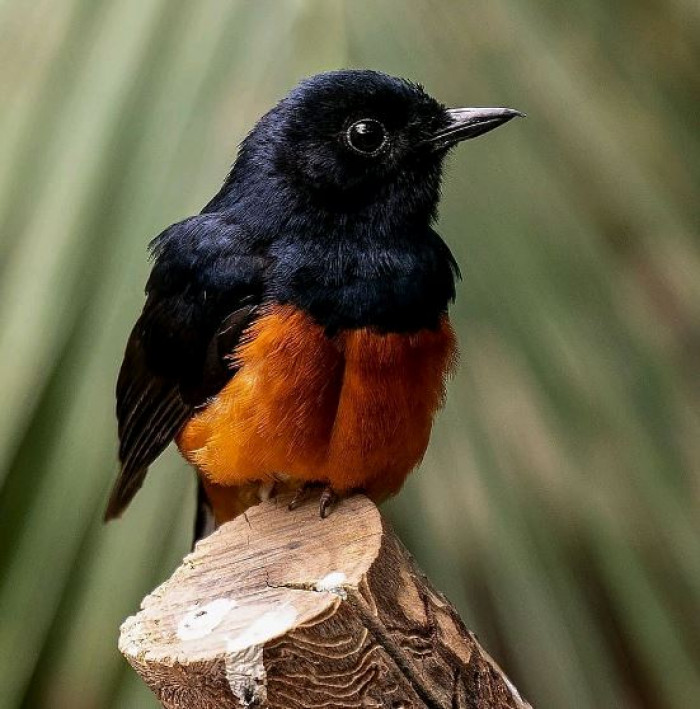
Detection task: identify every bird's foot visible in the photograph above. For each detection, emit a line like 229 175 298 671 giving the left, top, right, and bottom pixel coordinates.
288 482 339 518
261 473 296 502
318 485 338 519
287 481 320 511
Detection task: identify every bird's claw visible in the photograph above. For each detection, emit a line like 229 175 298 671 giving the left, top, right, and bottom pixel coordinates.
319 486 338 518
288 482 317 511
288 482 339 518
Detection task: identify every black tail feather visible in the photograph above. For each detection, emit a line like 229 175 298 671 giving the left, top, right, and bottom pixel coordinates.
192 479 216 548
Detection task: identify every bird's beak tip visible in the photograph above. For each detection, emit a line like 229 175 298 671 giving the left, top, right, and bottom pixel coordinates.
425 106 525 150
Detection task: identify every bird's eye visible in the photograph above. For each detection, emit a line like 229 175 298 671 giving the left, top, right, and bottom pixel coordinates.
345 119 388 156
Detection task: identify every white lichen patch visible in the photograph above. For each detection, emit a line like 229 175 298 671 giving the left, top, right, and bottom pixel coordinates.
225 644 266 707
314 571 348 598
176 598 237 641
224 603 298 707
226 603 298 652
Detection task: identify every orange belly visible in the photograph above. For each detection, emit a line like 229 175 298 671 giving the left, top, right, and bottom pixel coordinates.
177 304 456 511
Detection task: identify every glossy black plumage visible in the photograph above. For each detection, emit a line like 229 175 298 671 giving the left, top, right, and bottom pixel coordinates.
107 216 265 518
106 69 522 521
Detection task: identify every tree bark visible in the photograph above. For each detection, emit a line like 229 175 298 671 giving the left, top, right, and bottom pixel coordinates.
119 494 531 709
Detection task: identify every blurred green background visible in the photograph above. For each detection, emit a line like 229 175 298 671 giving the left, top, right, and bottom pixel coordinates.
1 0 699 707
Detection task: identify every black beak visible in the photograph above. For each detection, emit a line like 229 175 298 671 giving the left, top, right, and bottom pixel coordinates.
424 107 524 150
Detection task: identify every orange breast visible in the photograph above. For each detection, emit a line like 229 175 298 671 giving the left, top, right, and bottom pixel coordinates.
177 304 456 502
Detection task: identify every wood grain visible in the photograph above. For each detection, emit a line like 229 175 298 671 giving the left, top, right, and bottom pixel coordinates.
119 495 531 708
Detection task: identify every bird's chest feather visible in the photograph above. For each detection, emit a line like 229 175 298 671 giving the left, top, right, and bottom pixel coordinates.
268 233 457 332
177 304 456 497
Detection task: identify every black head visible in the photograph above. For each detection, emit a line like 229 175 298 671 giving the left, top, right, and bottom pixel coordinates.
212 70 522 234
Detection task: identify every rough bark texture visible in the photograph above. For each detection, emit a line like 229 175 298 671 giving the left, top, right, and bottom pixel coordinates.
119 495 531 709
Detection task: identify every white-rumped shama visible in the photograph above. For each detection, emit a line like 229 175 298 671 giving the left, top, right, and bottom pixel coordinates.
105 70 522 540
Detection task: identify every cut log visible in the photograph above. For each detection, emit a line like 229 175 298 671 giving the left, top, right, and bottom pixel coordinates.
119 494 531 708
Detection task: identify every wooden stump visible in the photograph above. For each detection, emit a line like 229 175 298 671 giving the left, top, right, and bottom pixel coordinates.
119 495 530 708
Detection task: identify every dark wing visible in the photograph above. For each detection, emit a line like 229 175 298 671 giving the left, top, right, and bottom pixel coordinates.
110 327 191 518
104 214 267 520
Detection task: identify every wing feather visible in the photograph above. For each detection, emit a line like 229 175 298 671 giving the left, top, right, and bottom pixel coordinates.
104 214 265 520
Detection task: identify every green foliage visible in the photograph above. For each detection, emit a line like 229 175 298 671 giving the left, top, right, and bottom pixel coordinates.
1 1 698 707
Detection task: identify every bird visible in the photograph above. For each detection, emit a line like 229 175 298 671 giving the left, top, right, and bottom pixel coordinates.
104 69 522 541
